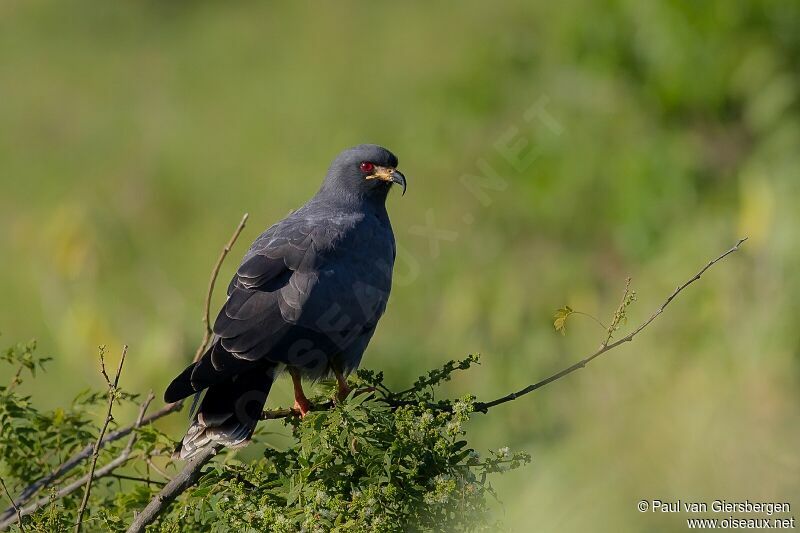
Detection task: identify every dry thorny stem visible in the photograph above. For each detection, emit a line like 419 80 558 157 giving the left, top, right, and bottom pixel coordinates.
0 209 748 531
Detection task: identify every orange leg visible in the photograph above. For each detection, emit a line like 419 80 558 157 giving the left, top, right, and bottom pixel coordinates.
289 368 311 417
333 367 351 402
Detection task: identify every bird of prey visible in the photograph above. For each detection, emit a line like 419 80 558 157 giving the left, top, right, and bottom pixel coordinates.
164 144 406 459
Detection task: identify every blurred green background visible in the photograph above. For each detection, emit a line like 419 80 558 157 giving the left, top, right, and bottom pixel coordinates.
1 1 799 530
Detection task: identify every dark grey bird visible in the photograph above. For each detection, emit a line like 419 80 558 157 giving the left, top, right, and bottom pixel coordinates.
164 144 406 459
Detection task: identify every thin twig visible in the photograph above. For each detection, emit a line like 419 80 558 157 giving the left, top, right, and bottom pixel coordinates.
0 392 154 531
74 345 128 532
98 346 112 386
473 238 747 413
123 391 156 456
193 213 249 362
571 311 607 331
146 459 171 481
109 475 165 487
7 365 24 391
0 478 23 532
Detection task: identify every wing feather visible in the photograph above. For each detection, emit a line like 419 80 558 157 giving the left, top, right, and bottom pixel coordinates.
180 210 393 394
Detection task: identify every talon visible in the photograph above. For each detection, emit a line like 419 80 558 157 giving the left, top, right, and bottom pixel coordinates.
293 397 312 417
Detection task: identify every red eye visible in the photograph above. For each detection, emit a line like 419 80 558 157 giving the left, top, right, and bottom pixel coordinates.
359 161 374 173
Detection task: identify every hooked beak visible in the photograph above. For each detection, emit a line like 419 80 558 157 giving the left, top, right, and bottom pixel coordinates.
367 166 407 196
390 169 406 196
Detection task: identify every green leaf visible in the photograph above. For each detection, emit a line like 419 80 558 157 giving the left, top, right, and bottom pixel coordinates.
553 305 574 335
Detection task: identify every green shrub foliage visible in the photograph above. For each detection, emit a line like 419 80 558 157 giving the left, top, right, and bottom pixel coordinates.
0 343 529 532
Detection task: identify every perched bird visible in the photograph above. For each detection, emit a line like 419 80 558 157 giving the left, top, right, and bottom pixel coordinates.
164 144 406 459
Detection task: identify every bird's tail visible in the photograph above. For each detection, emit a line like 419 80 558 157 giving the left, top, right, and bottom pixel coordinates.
174 366 276 460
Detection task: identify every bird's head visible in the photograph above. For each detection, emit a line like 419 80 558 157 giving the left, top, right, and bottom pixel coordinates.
321 144 406 202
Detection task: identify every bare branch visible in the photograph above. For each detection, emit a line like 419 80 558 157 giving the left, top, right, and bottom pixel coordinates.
74 345 128 532
123 391 157 456
193 213 249 362
98 346 111 387
0 478 23 532
125 446 221 533
473 238 747 413
145 459 170 480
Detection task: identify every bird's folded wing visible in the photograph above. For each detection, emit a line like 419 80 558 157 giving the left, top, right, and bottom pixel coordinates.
190 214 390 388
196 218 332 374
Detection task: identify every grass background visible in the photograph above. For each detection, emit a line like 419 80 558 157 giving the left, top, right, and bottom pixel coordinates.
1 1 798 530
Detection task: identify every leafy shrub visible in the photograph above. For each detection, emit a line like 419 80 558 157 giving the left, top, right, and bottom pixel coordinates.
0 343 528 532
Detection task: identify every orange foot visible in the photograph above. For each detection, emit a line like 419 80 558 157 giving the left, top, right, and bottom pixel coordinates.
293 396 312 417
289 367 312 417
